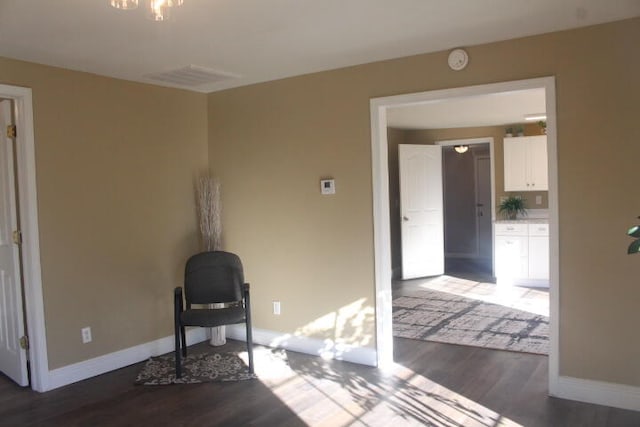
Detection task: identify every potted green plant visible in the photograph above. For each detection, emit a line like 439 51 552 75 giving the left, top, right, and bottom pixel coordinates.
505 127 514 137
537 120 547 135
499 196 527 220
515 125 524 136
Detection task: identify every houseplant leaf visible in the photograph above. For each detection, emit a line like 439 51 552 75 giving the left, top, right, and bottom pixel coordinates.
627 225 640 238
628 239 640 254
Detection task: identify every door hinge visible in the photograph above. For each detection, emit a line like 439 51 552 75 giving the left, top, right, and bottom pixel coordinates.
6 124 16 139
19 335 29 350
12 230 22 245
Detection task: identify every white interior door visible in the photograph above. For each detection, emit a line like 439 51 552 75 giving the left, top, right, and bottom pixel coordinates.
399 144 444 279
0 99 29 386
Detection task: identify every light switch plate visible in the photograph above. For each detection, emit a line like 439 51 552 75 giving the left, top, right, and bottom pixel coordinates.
320 179 335 195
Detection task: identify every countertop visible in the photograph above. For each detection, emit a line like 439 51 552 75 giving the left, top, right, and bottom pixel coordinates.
494 218 549 224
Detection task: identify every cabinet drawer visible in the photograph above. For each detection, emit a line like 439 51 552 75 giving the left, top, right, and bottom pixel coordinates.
495 223 528 236
528 223 549 236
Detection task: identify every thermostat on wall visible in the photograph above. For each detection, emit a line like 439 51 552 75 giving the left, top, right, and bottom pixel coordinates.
320 179 335 195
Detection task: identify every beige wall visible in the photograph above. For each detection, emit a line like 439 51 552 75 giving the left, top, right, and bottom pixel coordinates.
208 18 640 386
0 58 208 368
207 78 376 348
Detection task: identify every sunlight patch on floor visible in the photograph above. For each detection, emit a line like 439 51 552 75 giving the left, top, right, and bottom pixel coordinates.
408 275 549 317
245 347 523 426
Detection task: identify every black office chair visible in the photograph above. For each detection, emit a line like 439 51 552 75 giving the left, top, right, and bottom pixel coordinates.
174 251 254 378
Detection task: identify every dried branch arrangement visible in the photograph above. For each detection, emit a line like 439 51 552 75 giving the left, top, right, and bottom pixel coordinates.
196 175 222 251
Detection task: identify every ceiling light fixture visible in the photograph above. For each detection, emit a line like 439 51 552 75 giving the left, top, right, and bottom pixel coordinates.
110 0 184 21
524 113 546 121
110 0 138 9
454 145 469 154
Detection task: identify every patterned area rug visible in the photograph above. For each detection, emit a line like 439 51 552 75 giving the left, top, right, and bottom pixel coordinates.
135 352 256 385
393 289 549 355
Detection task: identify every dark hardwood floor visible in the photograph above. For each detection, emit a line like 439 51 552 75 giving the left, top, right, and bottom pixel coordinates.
444 257 495 283
1 339 639 426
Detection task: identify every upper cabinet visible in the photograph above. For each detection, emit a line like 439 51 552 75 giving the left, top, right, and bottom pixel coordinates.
503 135 548 191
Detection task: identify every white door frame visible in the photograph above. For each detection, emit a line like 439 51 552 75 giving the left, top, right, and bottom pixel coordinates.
436 138 495 260
370 77 559 395
0 84 48 392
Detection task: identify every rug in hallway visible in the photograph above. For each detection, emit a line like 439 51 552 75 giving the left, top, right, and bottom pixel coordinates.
393 288 549 355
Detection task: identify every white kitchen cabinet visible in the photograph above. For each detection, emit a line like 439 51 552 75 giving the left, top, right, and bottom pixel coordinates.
494 221 549 287
528 223 550 280
503 135 548 191
494 223 528 279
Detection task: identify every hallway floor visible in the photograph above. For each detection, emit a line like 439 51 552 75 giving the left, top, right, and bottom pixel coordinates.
394 273 549 317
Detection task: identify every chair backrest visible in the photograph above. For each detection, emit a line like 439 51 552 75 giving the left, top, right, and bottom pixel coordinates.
184 251 244 304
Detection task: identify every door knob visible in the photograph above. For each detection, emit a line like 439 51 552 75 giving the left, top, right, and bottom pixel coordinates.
402 216 409 221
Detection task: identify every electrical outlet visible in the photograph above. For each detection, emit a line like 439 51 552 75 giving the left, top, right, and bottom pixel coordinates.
81 327 92 344
272 301 281 315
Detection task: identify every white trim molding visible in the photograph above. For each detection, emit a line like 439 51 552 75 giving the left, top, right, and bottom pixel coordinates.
46 329 208 391
226 325 377 367
554 376 640 412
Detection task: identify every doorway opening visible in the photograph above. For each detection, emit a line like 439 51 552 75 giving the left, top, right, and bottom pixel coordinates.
389 137 495 282
441 141 493 282
370 77 559 394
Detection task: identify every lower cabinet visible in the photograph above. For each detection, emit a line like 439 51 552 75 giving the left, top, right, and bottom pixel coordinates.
528 224 550 280
495 222 549 287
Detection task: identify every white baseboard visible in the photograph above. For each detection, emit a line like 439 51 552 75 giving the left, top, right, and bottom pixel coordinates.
45 328 208 391
225 325 377 367
43 326 376 392
553 375 640 412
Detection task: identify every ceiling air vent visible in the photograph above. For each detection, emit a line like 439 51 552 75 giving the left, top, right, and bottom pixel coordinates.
145 65 238 87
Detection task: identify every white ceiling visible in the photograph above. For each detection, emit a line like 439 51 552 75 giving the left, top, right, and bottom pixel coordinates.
0 1 638 94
